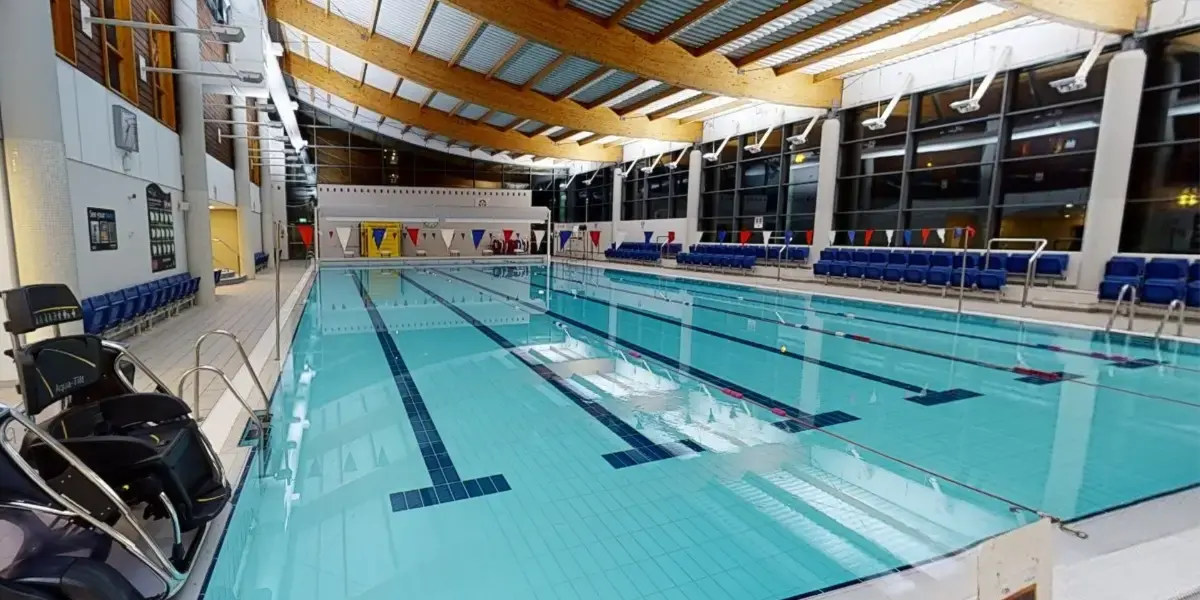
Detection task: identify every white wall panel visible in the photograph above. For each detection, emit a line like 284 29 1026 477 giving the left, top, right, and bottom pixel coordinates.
1147 0 1200 34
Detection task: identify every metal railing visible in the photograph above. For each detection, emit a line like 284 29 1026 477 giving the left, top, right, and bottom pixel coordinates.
1156 298 1186 338
193 330 272 417
1106 284 1138 332
176 365 268 478
976 238 1049 310
211 237 240 274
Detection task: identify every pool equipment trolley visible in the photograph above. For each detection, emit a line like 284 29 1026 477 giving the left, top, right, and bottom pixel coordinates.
0 283 254 599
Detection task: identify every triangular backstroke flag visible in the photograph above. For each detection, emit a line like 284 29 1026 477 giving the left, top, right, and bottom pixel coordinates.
848 230 856 244
335 227 351 251
559 229 572 249
298 224 314 249
763 231 773 247
376 449 389 468
533 229 545 249
441 229 455 249
953 227 963 240
407 227 420 246
343 452 358 473
471 229 486 249
503 229 513 242
966 225 976 239
589 230 601 247
828 230 836 245
644 231 653 244
885 229 894 245
667 231 675 244
935 228 946 243
718 230 727 243
739 230 751 245
805 230 813 245
615 231 627 248
921 228 930 244
864 229 874 246
904 230 913 246
372 227 385 250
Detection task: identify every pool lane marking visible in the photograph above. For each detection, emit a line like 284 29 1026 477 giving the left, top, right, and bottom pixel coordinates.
428 268 862 434
399 271 706 470
468 267 979 405
350 272 512 512
435 270 1074 528
588 268 1152 368
539 270 1200 409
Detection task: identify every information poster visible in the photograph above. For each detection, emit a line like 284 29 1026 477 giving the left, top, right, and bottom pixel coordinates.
146 183 177 272
87 207 118 251
977 518 1053 600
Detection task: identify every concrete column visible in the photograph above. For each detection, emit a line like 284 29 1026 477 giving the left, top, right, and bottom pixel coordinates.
0 0 81 297
232 98 256 279
685 149 702 248
260 179 274 267
610 169 621 250
1078 49 1147 291
811 118 841 257
174 0 216 304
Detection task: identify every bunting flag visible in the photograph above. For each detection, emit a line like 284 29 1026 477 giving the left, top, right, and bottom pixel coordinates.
904 230 913 246
718 230 727 243
953 227 963 240
966 225 976 239
589 230 601 247
297 224 314 249
885 229 894 245
533 229 545 249
615 231 627 248
847 230 856 244
784 230 794 245
935 228 946 243
471 229 486 249
762 231 773 247
667 231 675 244
372 227 385 250
921 228 930 244
328 230 335 239
828 230 836 245
406 227 420 246
440 229 455 249
643 231 653 244
737 230 750 245
864 229 874 246
503 229 513 242
559 229 572 249
335 227 351 252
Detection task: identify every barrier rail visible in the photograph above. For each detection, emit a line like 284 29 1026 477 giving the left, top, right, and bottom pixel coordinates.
176 365 268 478
1157 298 1186 338
1106 284 1137 332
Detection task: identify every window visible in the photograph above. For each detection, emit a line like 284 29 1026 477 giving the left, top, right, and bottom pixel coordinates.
918 78 1004 127
100 0 137 101
997 204 1085 251
148 11 176 128
841 134 906 176
50 0 76 61
914 120 1000 168
1011 52 1112 111
836 174 903 212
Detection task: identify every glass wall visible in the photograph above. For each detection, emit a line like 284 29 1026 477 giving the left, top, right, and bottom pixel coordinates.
699 119 822 242
562 167 613 223
835 50 1113 250
1121 30 1200 254
622 151 689 221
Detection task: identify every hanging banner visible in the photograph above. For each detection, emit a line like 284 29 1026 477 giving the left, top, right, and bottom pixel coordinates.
406 227 420 246
827 230 836 245
847 230 856 244
298 224 315 249
335 227 351 251
921 228 931 244
977 518 1054 600
667 231 675 243
471 229 486 249
762 231 773 247
589 230 601 247
615 231 627 248
503 229 513 242
885 229 894 244
643 231 653 244
372 227 385 250
935 228 946 243
864 229 874 246
533 229 545 249
904 230 913 246
738 230 751 245
718 230 727 243
440 229 455 249
558 229 572 249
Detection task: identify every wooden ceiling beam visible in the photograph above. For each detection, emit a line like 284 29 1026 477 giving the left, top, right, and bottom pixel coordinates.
692 0 814 56
440 0 842 106
1008 0 1143 31
487 38 526 80
521 53 570 92
447 20 484 67
580 77 646 108
606 0 649 28
649 0 728 44
732 0 907 68
613 86 681 116
286 55 619 161
410 0 438 54
552 66 611 101
647 93 715 121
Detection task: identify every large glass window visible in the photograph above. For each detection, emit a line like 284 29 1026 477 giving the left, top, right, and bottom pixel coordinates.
698 123 808 242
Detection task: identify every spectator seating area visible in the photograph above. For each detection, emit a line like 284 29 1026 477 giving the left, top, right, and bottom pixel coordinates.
605 243 664 264
1098 257 1200 307
676 245 758 272
81 273 202 337
688 244 810 265
812 249 1070 296
255 252 269 272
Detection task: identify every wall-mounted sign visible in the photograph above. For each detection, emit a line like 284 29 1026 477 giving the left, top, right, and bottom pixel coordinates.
146 184 176 272
753 216 764 229
87 208 118 251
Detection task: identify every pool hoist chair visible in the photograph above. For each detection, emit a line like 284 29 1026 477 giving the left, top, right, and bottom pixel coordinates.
0 283 230 600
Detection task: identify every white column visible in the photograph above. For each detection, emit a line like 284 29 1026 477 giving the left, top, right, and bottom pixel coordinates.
610 169 621 251
175 0 216 304
1078 49 1147 291
811 118 841 257
0 0 81 296
260 179 274 267
232 98 256 279
686 149 702 249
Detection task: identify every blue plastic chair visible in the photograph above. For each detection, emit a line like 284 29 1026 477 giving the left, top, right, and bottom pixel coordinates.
1098 257 1145 301
1142 258 1189 305
904 252 932 284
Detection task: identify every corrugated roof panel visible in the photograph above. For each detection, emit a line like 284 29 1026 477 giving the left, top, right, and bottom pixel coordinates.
533 56 601 96
485 112 518 127
838 15 1038 79
758 0 942 66
459 25 521 74
496 43 561 86
363 63 401 93
603 79 662 107
325 0 375 29
458 103 489 120
572 71 638 103
328 46 365 80
354 106 383 126
396 79 433 103
374 0 428 47
327 93 357 118
673 0 788 48
722 0 864 60
517 120 544 134
610 82 675 110
428 92 461 112
380 118 408 136
418 3 478 61
568 0 624 19
299 34 332 67
622 0 707 35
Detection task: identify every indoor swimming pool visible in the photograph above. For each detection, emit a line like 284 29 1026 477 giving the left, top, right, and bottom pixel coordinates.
202 262 1200 600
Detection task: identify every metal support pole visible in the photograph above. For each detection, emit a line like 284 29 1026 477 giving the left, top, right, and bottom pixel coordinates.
956 232 970 314
274 220 282 361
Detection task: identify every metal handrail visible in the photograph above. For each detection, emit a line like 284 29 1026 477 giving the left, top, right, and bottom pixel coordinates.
176 365 268 478
1156 298 1186 338
275 220 282 361
1106 284 1137 332
955 230 972 314
983 237 1049 308
193 330 272 421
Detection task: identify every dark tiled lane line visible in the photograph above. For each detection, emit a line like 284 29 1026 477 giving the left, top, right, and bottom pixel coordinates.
399 271 705 470
351 272 511 512
431 268 860 433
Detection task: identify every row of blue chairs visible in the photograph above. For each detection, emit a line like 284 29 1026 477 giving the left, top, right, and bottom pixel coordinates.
1099 257 1200 306
689 244 811 264
255 252 269 272
604 247 661 264
677 253 756 271
816 249 1069 279
81 273 202 336
612 242 683 255
815 250 1011 293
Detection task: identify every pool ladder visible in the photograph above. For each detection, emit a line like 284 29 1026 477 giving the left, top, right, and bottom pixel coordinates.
1156 299 1186 339
1105 284 1137 333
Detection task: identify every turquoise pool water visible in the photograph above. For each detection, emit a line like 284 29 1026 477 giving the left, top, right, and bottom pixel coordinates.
202 262 1200 600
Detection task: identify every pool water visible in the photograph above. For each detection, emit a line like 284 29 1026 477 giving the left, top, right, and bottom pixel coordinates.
202 262 1200 600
